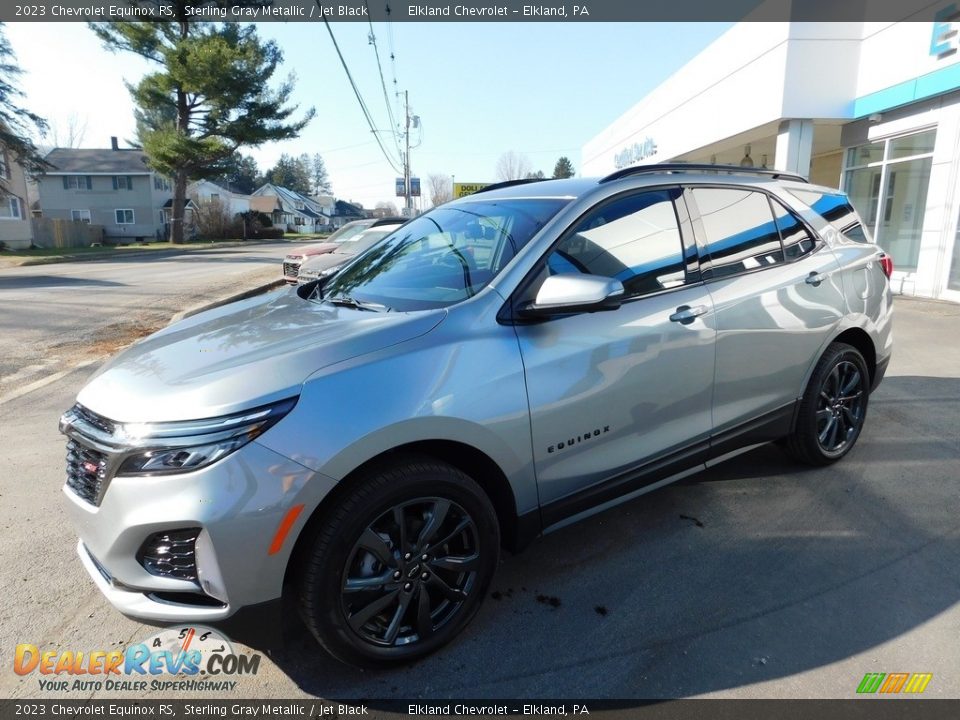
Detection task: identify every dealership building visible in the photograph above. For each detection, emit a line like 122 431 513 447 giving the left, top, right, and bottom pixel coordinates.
582 16 960 302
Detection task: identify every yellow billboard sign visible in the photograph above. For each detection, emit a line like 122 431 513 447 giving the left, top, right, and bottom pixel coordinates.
453 183 489 199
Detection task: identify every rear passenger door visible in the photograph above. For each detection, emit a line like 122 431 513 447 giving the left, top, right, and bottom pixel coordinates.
686 187 845 445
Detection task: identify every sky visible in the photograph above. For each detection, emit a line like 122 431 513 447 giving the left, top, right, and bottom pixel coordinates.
4 20 732 208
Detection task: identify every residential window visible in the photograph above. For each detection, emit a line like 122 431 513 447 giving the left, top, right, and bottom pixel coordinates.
0 149 8 179
542 188 688 298
210 193 220 201
63 175 92 190
843 128 936 271
115 209 135 224
113 176 133 190
153 176 170 191
692 188 784 279
71 209 92 223
0 196 22 220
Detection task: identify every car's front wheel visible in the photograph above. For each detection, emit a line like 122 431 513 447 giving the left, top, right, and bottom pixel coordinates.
297 456 500 667
783 341 871 465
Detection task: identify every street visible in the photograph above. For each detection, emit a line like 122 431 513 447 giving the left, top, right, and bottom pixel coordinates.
0 285 958 699
0 242 294 397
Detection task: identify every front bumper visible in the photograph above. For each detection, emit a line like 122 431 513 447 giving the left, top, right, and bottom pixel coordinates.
65 440 337 623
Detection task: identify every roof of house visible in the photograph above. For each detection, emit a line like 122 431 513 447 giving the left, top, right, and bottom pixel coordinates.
162 198 197 210
335 200 364 216
250 195 281 213
254 183 328 217
44 148 152 175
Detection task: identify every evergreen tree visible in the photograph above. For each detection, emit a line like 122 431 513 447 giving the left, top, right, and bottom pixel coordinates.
91 16 314 242
264 153 312 195
311 152 332 195
552 156 575 179
0 22 48 177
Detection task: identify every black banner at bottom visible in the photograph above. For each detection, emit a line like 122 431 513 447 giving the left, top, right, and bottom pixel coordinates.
2 700 960 720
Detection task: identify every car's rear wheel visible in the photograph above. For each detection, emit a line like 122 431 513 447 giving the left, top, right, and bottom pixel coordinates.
783 342 870 465
297 456 499 667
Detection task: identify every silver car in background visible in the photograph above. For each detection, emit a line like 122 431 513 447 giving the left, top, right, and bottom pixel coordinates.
60 165 892 667
296 223 404 285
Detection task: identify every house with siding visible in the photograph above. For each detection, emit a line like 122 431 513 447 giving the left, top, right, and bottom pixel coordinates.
252 183 329 232
37 138 172 242
188 179 251 216
0 141 34 249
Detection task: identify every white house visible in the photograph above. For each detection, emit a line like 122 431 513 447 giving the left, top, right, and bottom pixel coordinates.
188 179 251 216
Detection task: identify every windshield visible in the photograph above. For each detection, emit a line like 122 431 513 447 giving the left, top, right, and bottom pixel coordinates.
315 198 568 311
326 221 373 243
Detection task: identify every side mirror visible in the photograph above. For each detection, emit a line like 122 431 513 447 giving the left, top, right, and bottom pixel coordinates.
518 273 625 318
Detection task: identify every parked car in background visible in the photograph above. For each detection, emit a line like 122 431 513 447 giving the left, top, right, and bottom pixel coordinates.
60 166 892 668
282 217 405 283
296 223 404 284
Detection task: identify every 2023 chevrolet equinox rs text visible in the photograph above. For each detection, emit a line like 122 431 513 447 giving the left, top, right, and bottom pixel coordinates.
60 165 893 667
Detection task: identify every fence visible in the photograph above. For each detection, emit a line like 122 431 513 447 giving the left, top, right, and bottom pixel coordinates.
31 218 105 248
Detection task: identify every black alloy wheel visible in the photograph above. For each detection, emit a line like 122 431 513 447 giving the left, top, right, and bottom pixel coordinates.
783 342 871 466
297 456 499 667
341 497 480 647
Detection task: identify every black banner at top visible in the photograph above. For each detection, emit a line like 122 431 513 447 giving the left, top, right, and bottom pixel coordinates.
0 0 954 22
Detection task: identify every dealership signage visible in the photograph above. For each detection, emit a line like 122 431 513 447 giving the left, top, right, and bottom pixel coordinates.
613 137 658 168
454 182 489 198
396 178 422 197
931 4 960 58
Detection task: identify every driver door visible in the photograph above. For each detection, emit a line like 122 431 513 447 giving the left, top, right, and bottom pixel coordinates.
511 188 716 523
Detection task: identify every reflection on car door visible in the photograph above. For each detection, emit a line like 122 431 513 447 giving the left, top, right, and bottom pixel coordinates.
687 187 845 444
511 188 716 524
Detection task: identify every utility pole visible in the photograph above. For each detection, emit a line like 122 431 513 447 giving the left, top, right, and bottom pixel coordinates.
404 90 412 214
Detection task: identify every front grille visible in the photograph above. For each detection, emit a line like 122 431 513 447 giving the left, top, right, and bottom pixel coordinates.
65 439 108 505
74 404 116 435
283 259 302 279
138 528 201 583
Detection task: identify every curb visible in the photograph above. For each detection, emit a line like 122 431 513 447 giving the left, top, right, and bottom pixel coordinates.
169 278 288 323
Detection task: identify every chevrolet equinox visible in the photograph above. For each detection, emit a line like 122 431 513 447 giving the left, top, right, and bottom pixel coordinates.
60 165 893 666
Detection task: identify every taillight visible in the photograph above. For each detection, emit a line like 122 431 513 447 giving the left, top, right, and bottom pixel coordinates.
879 253 894 278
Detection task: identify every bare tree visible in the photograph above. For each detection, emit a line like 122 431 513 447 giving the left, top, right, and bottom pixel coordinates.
427 173 453 207
374 201 399 217
49 113 88 148
495 151 533 181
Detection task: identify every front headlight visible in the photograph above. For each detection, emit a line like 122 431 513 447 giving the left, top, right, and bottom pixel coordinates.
114 397 297 476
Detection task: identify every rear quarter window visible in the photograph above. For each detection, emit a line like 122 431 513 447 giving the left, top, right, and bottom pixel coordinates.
787 188 872 243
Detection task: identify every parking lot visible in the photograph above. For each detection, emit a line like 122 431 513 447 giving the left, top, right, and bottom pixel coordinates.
1 293 958 700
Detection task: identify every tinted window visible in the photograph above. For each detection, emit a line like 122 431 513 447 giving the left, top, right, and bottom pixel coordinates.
319 199 568 311
542 189 686 298
770 199 817 260
693 189 783 278
841 223 869 243
786 188 865 239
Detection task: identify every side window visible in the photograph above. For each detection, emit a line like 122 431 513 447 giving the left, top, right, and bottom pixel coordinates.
841 223 869 243
542 188 687 298
770 199 817 260
693 189 783 279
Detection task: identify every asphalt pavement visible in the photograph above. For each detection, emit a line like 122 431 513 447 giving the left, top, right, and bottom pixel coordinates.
0 242 295 397
0 296 958 700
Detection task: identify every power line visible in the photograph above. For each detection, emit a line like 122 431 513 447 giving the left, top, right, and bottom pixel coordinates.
317 4 403 175
364 3 402 158
384 3 404 131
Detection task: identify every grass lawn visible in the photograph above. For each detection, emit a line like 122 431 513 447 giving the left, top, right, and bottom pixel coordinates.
0 238 297 267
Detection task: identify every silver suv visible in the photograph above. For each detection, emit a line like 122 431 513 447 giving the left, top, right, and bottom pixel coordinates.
60 165 893 667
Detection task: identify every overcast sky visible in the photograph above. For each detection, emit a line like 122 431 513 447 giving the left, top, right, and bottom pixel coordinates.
6 21 730 208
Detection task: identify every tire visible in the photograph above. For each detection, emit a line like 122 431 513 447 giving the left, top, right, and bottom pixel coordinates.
297 455 500 667
783 342 871 466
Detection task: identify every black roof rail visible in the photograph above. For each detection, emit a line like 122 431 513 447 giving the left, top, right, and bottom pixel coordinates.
469 178 547 195
599 163 808 185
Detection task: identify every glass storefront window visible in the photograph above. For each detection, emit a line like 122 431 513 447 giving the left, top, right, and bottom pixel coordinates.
845 141 884 167
842 129 936 271
949 205 960 292
888 129 936 160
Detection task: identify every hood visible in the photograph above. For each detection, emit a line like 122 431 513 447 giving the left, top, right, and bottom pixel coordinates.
290 242 338 258
299 250 357 274
77 288 445 423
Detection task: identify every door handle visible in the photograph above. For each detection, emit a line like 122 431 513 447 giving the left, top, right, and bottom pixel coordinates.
669 304 709 324
805 271 827 286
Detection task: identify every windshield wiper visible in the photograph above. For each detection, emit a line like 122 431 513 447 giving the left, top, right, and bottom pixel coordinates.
326 295 388 312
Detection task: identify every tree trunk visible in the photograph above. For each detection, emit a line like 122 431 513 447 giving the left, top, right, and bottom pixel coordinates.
170 77 190 244
170 170 187 243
